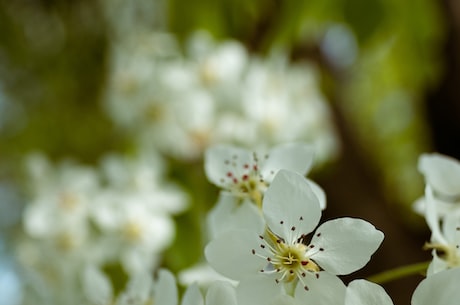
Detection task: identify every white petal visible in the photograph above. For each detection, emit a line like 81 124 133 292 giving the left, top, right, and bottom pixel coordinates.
425 186 448 245
263 170 321 241
426 250 449 275
294 272 346 305
154 269 178 305
23 203 54 237
205 230 266 280
236 276 284 305
345 280 394 305
205 281 237 305
178 262 237 287
419 153 460 197
414 195 460 218
207 193 264 238
181 284 204 305
441 212 460 245
306 179 327 210
269 295 300 305
260 143 314 180
412 197 426 215
82 265 113 305
123 271 153 302
412 268 460 305
204 145 252 188
309 218 384 275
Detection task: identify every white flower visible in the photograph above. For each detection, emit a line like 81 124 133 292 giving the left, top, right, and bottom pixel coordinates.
238 54 340 164
422 186 460 274
178 262 238 288
205 143 324 207
100 153 188 214
22 154 99 253
116 269 178 305
181 282 237 305
411 268 460 305
82 266 178 305
235 273 345 305
186 31 248 90
207 193 265 238
414 153 460 217
90 192 175 274
205 170 383 303
345 280 394 305
82 265 113 305
205 143 326 238
345 269 460 305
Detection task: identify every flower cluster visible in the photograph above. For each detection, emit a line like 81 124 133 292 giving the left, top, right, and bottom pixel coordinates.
16 152 187 305
103 29 340 163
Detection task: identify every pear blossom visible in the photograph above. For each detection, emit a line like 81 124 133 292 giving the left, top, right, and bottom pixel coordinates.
180 281 237 305
16 154 103 305
204 143 325 208
345 268 460 305
205 170 383 303
103 27 340 163
421 186 460 274
99 152 188 215
345 280 394 305
178 262 238 288
411 268 460 305
414 153 460 217
238 55 340 164
22 154 98 250
90 191 175 274
204 143 326 238
87 152 188 273
82 266 178 305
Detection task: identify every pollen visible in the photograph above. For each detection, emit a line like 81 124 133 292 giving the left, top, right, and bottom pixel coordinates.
255 232 320 286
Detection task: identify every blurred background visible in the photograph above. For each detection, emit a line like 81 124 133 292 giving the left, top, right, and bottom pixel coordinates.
0 0 458 304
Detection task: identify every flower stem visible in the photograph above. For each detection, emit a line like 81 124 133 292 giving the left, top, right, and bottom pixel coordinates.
366 261 430 284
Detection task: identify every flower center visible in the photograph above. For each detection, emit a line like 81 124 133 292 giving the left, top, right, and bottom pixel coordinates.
424 242 460 268
273 242 319 281
123 221 143 242
252 233 320 291
220 153 271 207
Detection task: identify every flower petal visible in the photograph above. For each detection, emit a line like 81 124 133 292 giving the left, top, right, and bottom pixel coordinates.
294 272 346 305
236 276 284 305
260 143 314 180
154 269 178 305
263 170 321 241
269 295 300 305
204 145 252 188
178 262 237 287
309 218 384 275
418 153 460 197
412 268 460 305
306 179 327 210
205 281 238 305
426 250 449 276
207 193 264 238
345 280 394 305
205 230 266 280
181 284 204 305
424 186 448 245
82 265 113 305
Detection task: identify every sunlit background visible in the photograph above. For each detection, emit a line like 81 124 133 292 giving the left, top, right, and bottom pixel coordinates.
0 0 457 304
